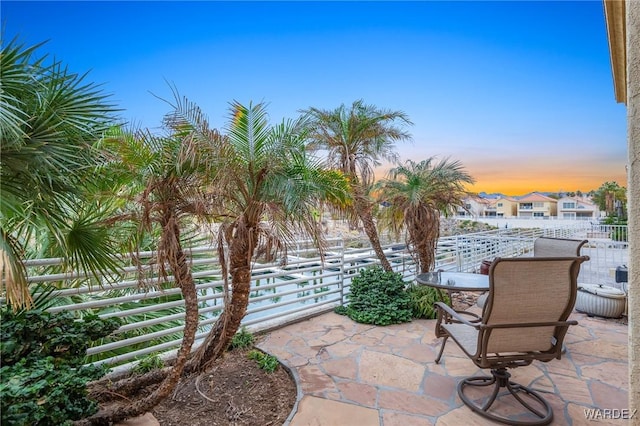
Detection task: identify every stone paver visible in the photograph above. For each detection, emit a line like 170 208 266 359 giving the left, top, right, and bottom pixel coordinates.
590 381 629 410
323 356 359 380
381 411 434 426
290 396 379 426
336 381 378 407
422 374 457 402
377 389 450 417
119 310 629 425
256 310 630 426
359 350 425 391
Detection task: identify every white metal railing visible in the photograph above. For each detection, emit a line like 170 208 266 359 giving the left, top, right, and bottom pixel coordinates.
5 223 627 368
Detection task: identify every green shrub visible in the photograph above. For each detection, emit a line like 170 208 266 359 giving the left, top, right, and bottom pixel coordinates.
610 225 628 242
0 309 121 425
132 354 164 374
603 215 626 225
247 350 279 373
342 266 412 325
610 227 628 241
229 326 255 350
334 305 348 315
406 285 449 319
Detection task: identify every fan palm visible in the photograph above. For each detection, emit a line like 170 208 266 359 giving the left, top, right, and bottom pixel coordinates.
156 99 351 373
376 157 475 273
302 100 412 271
0 38 119 308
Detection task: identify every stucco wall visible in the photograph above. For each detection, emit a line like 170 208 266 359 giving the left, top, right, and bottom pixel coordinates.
627 0 639 423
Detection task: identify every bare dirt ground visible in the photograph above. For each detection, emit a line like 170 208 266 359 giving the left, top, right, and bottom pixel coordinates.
148 294 475 426
151 348 297 426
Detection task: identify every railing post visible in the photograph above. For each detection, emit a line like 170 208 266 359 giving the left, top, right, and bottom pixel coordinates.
339 238 345 306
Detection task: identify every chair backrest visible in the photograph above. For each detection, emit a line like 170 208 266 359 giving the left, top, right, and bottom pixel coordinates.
533 237 587 257
482 256 587 356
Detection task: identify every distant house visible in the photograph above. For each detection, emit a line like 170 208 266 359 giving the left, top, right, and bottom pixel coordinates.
517 192 557 218
457 196 490 218
557 196 600 220
493 197 519 218
483 199 497 217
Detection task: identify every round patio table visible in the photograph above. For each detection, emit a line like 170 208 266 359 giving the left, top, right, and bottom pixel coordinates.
415 271 489 292
415 271 489 320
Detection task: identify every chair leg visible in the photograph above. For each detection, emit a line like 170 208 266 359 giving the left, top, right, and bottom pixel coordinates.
457 368 553 425
435 336 448 364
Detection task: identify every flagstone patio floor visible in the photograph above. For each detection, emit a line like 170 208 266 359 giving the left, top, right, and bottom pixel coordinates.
121 308 629 426
257 309 629 426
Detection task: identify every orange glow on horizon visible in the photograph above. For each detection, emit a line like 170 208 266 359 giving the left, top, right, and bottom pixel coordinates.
465 162 628 196
466 176 627 197
374 161 628 197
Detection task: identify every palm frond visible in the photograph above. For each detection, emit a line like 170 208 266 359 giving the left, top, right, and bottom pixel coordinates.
0 227 30 308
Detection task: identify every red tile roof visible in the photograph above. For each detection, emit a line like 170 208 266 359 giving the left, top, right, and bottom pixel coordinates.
517 192 557 202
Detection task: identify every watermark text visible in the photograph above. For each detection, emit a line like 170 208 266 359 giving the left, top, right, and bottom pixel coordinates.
584 408 637 420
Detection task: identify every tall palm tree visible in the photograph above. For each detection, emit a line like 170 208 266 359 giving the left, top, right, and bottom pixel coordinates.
79 113 221 423
157 100 351 373
302 100 412 272
0 38 119 308
376 157 475 273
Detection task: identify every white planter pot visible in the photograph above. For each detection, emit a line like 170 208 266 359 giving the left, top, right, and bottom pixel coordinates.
575 284 626 318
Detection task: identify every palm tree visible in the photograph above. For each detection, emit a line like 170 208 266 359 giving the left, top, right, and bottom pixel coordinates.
593 181 627 218
156 100 351 373
78 112 221 423
0 38 119 309
302 100 412 272
375 157 475 273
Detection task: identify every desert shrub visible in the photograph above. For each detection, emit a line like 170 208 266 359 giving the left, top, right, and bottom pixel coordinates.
247 350 279 373
0 309 121 425
406 285 450 319
132 354 165 374
340 266 412 325
230 326 255 350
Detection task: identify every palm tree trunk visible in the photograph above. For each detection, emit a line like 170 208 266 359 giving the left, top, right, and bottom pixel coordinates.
78 215 199 425
354 196 392 272
187 223 254 373
409 208 439 273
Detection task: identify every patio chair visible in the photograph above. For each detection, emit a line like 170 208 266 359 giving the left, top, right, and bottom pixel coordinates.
434 256 589 425
533 236 587 257
476 237 587 308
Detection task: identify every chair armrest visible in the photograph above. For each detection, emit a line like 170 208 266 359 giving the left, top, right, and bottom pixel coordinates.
486 319 578 329
434 302 481 327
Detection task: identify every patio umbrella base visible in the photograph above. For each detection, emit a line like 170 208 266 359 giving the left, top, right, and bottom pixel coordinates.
458 368 553 425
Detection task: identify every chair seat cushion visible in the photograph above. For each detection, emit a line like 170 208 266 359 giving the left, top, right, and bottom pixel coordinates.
442 323 478 356
476 292 488 309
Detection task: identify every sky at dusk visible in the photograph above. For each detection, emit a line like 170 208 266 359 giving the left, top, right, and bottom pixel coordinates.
2 1 628 196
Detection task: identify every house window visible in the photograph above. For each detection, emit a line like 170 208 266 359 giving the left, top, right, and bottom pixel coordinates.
533 212 544 217
563 202 576 209
520 203 532 210
533 202 544 208
497 203 503 207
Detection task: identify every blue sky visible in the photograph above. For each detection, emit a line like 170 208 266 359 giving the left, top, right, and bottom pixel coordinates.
2 1 627 194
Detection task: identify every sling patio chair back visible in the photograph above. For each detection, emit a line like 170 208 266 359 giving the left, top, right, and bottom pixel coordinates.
476 236 587 309
533 236 587 257
434 255 589 425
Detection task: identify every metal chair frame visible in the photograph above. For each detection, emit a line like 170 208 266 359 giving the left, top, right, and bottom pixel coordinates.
435 256 589 425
